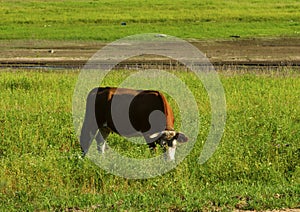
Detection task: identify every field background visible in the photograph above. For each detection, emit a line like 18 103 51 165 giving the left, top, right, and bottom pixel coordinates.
1 0 300 211
0 0 300 41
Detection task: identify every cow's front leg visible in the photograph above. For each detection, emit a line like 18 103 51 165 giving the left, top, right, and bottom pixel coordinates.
95 127 110 154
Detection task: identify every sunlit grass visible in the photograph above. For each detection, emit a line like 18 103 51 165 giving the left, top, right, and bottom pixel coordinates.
1 0 300 40
0 69 299 211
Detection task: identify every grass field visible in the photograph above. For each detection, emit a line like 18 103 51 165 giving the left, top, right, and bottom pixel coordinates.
1 0 300 41
1 0 300 211
0 69 299 211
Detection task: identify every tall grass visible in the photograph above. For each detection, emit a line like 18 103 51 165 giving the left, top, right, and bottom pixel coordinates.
1 0 300 40
0 69 299 211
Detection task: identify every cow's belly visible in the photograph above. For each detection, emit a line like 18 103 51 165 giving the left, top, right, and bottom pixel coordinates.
103 110 166 138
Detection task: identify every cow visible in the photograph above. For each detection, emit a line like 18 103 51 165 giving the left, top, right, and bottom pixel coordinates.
80 87 188 160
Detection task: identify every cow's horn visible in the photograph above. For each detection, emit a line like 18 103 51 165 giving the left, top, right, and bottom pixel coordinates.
163 130 176 140
149 130 176 140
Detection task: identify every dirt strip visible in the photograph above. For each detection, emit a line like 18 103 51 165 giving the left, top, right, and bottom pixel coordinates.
0 37 299 69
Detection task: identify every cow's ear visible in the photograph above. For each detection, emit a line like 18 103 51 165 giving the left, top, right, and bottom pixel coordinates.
176 132 188 143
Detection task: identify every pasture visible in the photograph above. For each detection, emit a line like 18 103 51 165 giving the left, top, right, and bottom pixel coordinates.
1 0 300 40
0 69 299 211
1 0 300 210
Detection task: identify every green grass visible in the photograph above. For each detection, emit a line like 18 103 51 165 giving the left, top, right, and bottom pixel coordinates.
1 0 300 41
0 69 299 211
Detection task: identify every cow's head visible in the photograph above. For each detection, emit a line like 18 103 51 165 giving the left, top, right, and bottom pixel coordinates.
150 130 188 160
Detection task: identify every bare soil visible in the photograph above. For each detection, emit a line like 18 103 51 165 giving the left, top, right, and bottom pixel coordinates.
0 37 299 70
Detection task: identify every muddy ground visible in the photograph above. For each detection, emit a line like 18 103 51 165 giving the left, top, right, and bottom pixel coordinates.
0 37 299 70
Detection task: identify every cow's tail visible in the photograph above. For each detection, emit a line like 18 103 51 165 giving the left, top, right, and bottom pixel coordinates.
80 87 99 156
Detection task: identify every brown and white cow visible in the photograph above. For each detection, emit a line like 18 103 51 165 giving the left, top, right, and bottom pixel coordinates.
80 87 188 160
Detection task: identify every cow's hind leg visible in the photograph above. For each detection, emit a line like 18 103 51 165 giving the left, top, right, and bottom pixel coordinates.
80 119 99 156
95 127 110 154
80 88 102 156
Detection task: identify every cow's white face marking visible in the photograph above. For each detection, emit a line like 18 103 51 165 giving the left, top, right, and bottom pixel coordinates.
167 147 176 161
172 139 177 147
168 139 177 161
